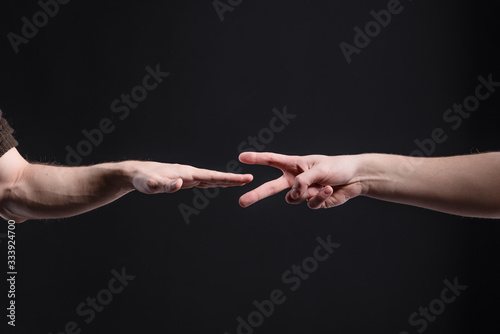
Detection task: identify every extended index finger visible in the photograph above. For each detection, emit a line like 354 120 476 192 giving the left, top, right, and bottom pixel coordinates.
191 168 253 184
239 152 296 170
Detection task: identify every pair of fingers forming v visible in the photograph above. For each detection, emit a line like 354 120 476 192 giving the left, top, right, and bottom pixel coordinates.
239 152 308 207
238 152 334 209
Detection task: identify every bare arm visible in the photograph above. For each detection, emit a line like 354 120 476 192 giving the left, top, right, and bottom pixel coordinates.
359 153 500 218
238 151 500 218
0 148 252 222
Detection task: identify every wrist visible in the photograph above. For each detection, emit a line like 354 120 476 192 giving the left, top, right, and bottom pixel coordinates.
353 153 390 197
107 161 136 193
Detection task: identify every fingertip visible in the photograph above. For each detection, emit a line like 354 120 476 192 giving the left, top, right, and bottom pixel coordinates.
292 177 306 199
307 186 333 209
234 174 252 186
239 192 258 208
238 196 250 208
239 152 254 163
323 186 333 196
285 190 306 205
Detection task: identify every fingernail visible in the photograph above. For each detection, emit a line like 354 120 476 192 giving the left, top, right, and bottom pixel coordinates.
170 180 178 189
291 188 299 199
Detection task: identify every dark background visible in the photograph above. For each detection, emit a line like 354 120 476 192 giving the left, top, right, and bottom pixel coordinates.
1 0 499 333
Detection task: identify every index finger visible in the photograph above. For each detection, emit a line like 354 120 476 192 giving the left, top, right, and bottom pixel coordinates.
191 168 253 184
239 152 296 170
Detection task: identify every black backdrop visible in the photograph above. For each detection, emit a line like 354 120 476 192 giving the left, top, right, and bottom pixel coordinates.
1 0 499 333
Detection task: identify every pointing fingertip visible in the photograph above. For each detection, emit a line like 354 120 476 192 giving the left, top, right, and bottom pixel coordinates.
239 198 249 208
239 152 251 162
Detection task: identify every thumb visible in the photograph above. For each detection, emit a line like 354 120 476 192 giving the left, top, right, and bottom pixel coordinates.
165 178 183 193
290 167 326 200
145 177 183 194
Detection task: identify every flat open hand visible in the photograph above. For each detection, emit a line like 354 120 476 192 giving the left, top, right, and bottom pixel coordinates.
130 161 253 194
238 152 365 209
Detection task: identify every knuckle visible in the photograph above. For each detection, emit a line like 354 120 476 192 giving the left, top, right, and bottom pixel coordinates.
295 175 305 187
146 179 160 192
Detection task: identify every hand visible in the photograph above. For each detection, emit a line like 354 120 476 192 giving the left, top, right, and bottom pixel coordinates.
238 152 365 209
128 161 253 194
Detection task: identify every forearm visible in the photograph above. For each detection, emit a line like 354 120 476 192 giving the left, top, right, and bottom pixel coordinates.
357 153 500 218
1 162 135 222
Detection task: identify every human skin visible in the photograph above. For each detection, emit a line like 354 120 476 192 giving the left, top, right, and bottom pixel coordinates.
238 151 500 219
0 148 252 223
